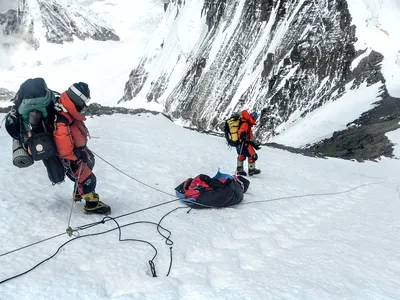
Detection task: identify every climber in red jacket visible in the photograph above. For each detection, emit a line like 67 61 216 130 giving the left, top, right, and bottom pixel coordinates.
236 110 261 176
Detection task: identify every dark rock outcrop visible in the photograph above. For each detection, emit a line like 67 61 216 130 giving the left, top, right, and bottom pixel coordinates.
0 9 19 35
37 0 119 44
0 102 168 120
120 60 149 103
83 103 168 119
0 1 39 49
121 0 376 135
121 0 400 161
301 94 400 161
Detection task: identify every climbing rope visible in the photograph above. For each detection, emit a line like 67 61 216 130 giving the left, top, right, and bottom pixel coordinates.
74 198 181 231
243 181 384 205
0 179 385 260
0 150 389 285
91 150 176 197
0 232 67 258
0 197 182 258
66 164 86 231
0 205 188 285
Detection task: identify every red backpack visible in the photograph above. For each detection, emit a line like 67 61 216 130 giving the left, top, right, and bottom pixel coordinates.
182 175 212 199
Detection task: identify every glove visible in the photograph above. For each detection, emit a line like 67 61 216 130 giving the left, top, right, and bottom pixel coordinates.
248 140 262 150
73 148 88 163
79 150 89 163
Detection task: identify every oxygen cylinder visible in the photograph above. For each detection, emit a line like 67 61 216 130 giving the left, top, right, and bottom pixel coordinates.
12 139 34 168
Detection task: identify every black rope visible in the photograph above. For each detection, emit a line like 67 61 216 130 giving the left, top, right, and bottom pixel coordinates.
242 181 384 205
167 247 173 276
103 216 158 277
156 207 190 277
0 232 66 258
114 198 183 221
74 198 182 231
0 180 385 285
1 133 386 283
149 260 157 277
0 227 117 285
156 207 187 246
0 149 184 259
0 211 180 284
0 181 382 259
0 198 183 259
91 150 176 197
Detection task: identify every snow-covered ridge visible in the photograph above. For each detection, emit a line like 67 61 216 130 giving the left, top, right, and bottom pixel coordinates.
0 88 14 102
0 0 119 47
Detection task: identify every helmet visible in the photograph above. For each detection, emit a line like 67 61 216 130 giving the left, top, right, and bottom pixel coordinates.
66 82 90 112
250 112 258 121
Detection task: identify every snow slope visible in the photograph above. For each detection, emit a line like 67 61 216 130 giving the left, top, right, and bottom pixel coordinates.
270 81 381 147
0 0 164 108
1 113 400 299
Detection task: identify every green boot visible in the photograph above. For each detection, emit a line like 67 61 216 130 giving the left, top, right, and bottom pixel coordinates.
236 159 247 176
248 162 261 176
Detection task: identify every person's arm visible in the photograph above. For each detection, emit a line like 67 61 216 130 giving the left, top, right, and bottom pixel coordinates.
53 122 78 160
238 122 249 142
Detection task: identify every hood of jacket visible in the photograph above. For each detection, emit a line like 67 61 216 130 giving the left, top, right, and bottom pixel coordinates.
241 110 256 126
58 92 86 122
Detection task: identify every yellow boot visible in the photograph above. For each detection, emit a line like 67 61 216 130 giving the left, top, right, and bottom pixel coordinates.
81 192 111 215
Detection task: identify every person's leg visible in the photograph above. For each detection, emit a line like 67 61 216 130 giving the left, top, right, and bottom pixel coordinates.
247 145 261 176
69 161 111 215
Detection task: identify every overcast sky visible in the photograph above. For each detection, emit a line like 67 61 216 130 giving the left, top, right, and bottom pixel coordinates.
0 0 18 12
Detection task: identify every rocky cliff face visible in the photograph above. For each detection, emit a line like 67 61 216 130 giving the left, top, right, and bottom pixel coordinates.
0 0 119 48
0 1 39 49
120 0 399 161
0 8 19 35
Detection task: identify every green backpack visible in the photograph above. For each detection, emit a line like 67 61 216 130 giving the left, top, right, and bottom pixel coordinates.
5 78 58 160
5 78 66 185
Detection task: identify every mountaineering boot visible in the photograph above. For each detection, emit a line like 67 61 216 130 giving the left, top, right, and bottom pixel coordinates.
248 162 261 176
236 159 247 176
82 191 111 215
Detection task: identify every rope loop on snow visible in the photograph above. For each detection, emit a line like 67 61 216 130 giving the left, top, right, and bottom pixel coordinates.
0 205 185 284
0 148 388 286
